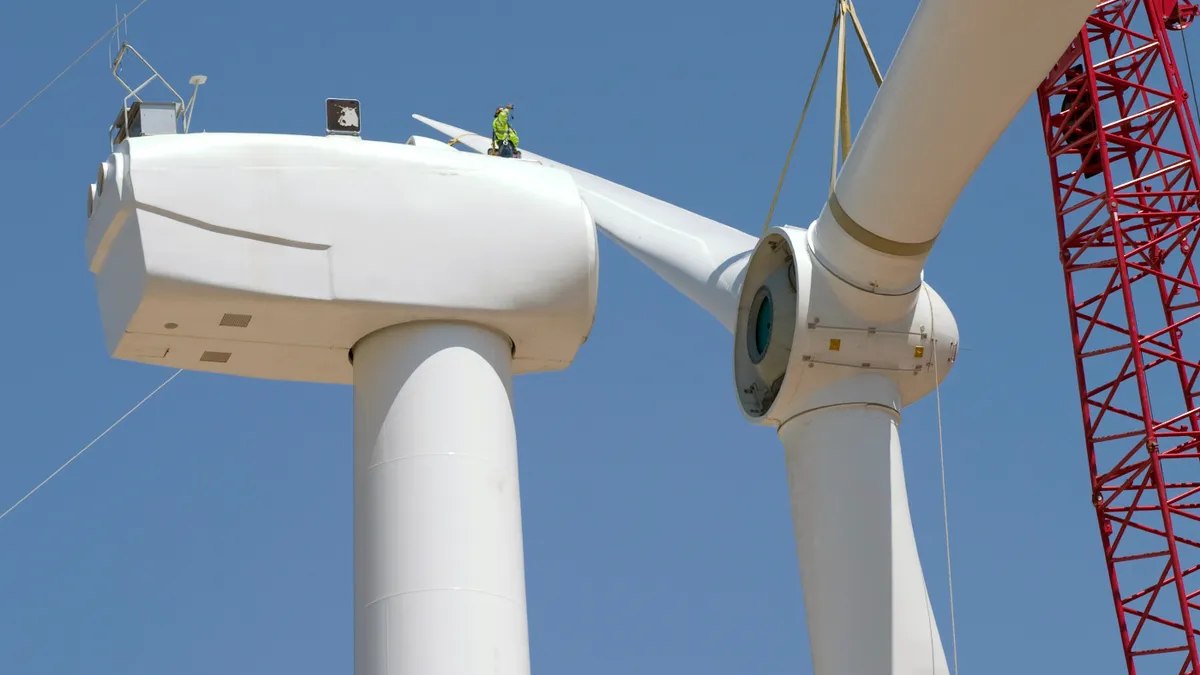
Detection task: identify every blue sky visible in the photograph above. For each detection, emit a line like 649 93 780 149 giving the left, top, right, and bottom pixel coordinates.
0 1 1134 673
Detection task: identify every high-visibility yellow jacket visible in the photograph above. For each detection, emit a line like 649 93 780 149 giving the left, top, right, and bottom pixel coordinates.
492 108 518 147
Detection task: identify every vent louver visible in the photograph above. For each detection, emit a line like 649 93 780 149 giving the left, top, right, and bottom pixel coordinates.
220 313 252 327
199 351 231 363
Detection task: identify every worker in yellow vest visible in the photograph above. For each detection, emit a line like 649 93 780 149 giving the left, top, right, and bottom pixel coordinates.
490 104 521 158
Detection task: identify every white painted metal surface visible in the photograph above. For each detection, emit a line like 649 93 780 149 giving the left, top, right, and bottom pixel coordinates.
811 0 1100 295
353 322 530 675
412 115 756 332
75 1 1100 671
414 0 1097 667
85 130 600 673
405 135 458 151
732 227 959 426
86 132 599 381
416 115 962 674
779 376 949 675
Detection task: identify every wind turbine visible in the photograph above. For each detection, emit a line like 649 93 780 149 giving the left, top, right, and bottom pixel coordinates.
416 0 1101 671
87 84 598 673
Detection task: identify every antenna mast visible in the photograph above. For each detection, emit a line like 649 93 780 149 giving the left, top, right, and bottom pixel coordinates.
108 41 207 148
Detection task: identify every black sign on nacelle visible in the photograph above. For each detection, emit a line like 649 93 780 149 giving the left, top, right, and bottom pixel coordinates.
326 98 361 136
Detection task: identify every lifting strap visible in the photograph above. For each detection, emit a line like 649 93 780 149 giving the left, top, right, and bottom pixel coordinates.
761 0 884 235
447 132 486 147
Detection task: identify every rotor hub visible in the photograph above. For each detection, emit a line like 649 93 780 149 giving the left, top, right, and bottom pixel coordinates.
732 226 959 426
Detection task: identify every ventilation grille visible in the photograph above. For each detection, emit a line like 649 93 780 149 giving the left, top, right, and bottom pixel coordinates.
219 313 253 328
199 351 232 364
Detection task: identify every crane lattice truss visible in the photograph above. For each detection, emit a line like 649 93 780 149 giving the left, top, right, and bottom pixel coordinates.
1037 0 1200 671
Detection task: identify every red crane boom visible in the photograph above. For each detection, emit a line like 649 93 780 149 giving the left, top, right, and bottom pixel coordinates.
1036 0 1200 671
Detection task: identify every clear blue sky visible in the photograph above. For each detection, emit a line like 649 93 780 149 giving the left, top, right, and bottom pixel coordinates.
0 1 1131 673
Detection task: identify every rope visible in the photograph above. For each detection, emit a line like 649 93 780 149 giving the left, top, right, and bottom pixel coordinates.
447 132 484 147
846 0 884 85
1180 30 1200 134
759 0 884 236
0 368 181 524
0 0 153 134
760 9 839 236
761 1 958 667
831 3 850 191
932 339 960 675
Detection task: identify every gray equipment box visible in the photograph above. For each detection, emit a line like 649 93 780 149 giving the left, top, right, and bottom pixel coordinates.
112 101 179 145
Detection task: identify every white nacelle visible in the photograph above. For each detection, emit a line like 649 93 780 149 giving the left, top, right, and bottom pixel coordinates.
733 226 958 425
405 135 459 151
85 132 599 383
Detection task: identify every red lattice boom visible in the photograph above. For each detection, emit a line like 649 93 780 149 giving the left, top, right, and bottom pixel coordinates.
1037 0 1200 671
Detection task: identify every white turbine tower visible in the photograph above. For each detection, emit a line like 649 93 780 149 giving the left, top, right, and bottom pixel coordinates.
87 94 598 673
416 0 1100 671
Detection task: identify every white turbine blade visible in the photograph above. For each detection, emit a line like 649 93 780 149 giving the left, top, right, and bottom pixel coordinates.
413 114 756 331
780 393 949 675
812 0 1097 293
411 115 494 155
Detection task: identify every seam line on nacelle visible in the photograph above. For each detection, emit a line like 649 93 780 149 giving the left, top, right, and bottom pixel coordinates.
125 329 342 351
366 452 499 471
364 587 524 609
803 227 921 297
804 358 925 373
135 202 332 250
776 401 901 430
